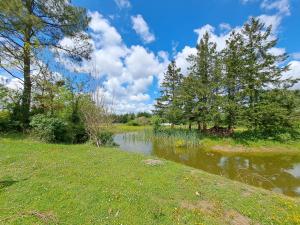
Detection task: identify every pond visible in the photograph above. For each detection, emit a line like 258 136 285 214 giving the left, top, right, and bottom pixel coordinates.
114 132 300 197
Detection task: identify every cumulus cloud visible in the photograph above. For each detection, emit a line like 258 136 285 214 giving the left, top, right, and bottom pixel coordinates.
257 14 282 33
131 14 155 44
261 0 290 16
114 0 131 9
174 46 197 76
291 53 300 60
57 11 168 113
283 61 300 89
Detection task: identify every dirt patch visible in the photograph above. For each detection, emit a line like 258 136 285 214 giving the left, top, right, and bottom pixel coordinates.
211 145 248 153
241 188 254 197
143 159 164 166
224 210 252 225
181 200 216 214
29 211 58 224
210 145 297 154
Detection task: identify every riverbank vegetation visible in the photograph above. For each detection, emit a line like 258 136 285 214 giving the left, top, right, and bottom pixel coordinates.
1 136 300 225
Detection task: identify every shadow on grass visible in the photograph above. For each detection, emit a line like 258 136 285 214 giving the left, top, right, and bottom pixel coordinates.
0 177 29 190
0 179 18 189
0 132 28 141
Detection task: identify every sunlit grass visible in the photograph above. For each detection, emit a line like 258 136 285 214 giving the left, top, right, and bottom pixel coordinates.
1 135 300 224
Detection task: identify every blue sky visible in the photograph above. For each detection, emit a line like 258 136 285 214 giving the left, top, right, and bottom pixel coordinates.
1 0 300 113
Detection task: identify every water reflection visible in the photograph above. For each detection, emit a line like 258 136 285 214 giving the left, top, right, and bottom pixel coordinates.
114 133 300 197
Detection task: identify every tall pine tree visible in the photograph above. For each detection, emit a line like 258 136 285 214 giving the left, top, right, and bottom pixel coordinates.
240 18 289 130
154 61 183 127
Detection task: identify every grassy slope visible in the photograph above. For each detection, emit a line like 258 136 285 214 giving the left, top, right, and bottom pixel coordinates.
0 136 300 225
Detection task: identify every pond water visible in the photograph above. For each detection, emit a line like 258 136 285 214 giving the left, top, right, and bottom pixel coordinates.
114 133 300 197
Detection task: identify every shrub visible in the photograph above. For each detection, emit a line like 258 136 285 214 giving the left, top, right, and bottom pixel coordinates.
71 123 89 144
95 131 115 146
151 116 163 133
127 120 139 126
0 110 10 131
135 116 151 126
30 114 71 143
275 133 292 142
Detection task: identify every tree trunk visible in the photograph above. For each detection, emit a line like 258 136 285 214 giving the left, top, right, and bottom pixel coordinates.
188 121 192 130
21 0 33 128
202 123 207 132
21 38 31 127
197 121 201 131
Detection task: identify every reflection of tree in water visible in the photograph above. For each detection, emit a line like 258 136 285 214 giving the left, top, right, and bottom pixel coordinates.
152 141 300 196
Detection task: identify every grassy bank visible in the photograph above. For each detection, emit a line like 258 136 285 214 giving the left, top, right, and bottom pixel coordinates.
110 124 152 134
0 135 300 224
119 125 300 153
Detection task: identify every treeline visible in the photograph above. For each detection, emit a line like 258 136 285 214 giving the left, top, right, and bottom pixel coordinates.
155 18 300 137
113 112 152 125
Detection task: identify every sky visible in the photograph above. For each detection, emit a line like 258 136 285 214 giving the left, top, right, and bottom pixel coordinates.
1 0 300 113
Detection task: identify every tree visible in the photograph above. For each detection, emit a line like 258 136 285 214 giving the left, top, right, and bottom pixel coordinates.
240 18 290 130
80 89 114 147
223 31 244 130
188 32 219 131
154 61 183 127
178 75 197 130
0 0 92 127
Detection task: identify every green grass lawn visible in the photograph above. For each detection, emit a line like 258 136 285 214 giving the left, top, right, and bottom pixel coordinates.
1 135 300 225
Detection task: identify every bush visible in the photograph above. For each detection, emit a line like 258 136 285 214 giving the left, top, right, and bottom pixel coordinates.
135 116 151 126
151 116 163 133
275 133 292 142
30 114 72 143
96 131 115 146
0 110 10 131
71 123 89 144
127 120 139 126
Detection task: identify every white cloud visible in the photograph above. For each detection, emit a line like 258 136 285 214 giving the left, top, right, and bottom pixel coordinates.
0 75 23 91
261 0 290 16
283 61 300 89
89 11 122 46
57 11 168 113
291 53 300 60
114 0 131 9
131 14 155 44
194 24 240 51
175 46 197 76
257 14 282 33
219 23 232 32
269 47 286 56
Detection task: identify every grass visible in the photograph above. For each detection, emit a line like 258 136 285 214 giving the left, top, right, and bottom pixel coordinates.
110 124 152 134
1 134 300 224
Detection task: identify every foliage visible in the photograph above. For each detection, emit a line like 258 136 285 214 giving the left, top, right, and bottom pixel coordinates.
154 17 299 138
0 0 92 126
95 131 115 146
154 61 183 127
79 91 114 147
0 110 10 131
30 114 72 143
151 115 163 133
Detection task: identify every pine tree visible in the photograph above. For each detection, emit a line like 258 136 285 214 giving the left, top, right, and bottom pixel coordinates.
188 32 218 131
0 0 92 127
223 31 244 130
240 18 289 130
154 61 183 127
